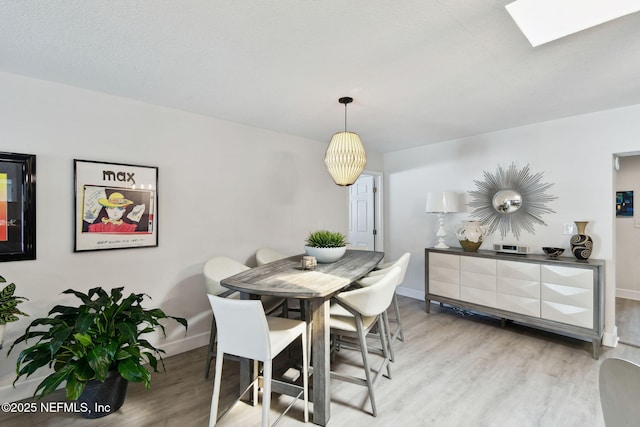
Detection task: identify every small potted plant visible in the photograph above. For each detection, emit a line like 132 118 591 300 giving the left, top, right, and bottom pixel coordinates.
0 275 29 349
10 286 187 418
304 230 348 263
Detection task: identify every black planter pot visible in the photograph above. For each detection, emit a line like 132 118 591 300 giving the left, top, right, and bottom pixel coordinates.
78 370 129 418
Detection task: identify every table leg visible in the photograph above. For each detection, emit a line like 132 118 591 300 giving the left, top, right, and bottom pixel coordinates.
310 297 330 426
239 292 255 404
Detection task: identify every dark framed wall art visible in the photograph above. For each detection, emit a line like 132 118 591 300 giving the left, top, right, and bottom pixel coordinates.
616 191 634 217
74 159 158 252
0 152 36 262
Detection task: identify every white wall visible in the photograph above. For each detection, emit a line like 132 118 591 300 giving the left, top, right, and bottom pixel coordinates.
0 72 383 402
615 155 640 300
385 103 640 349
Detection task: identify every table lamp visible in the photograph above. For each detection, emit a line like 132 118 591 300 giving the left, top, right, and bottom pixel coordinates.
426 191 460 249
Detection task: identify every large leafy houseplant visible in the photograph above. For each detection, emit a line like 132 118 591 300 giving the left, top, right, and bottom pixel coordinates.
0 275 29 324
9 287 187 400
0 275 29 348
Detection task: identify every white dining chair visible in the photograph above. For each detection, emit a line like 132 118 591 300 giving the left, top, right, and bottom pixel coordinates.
353 252 411 362
329 266 401 417
599 357 640 426
256 247 288 266
363 252 411 344
203 256 287 378
208 294 309 427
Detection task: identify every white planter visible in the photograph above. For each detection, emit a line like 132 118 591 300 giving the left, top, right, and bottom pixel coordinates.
0 323 5 349
304 246 346 263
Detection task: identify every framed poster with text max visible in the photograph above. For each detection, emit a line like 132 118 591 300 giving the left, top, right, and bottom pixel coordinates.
0 152 36 262
74 159 158 252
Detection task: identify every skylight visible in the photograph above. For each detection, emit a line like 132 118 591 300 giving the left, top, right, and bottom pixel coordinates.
506 0 640 47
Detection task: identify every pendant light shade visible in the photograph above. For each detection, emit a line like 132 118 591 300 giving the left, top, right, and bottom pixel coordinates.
325 97 367 186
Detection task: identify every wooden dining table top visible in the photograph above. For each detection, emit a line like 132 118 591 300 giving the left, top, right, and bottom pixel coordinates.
221 250 384 298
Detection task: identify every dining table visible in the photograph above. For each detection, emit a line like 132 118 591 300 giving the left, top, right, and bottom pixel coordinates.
221 249 384 426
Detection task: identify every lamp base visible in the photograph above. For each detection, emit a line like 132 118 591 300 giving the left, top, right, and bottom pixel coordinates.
433 213 450 249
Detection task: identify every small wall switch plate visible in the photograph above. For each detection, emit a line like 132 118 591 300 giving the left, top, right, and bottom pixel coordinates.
563 223 574 235
635 219 640 228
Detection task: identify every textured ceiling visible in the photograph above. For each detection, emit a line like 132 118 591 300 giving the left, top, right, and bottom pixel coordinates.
1 1 639 153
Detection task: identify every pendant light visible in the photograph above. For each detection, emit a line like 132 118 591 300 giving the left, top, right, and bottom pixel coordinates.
324 97 367 186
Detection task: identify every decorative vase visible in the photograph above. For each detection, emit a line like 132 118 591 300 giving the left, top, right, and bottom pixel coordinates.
459 239 483 252
79 370 129 418
453 221 488 252
570 221 593 260
304 246 346 263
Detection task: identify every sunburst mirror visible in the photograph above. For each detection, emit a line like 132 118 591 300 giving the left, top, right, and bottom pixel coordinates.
468 163 556 240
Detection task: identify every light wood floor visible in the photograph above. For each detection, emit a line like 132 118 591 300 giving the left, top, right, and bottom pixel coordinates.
3 296 640 427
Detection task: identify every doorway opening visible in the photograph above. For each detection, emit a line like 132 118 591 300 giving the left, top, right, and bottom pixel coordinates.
614 153 640 347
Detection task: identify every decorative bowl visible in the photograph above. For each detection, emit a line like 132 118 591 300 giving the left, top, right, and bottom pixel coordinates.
542 247 564 258
459 239 482 252
304 246 346 263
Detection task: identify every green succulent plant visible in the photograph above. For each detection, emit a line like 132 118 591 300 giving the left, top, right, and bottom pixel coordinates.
305 230 347 248
0 276 28 324
9 286 187 400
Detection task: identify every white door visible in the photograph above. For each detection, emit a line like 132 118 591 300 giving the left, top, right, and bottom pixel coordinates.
348 174 376 250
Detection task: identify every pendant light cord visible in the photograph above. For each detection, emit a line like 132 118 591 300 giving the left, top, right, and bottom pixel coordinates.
344 103 348 132
338 96 353 133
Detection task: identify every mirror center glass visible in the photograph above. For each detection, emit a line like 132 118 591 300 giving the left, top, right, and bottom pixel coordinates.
492 190 522 214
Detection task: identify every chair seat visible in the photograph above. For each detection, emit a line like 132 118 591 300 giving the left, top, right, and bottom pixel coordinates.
329 302 352 317
329 313 378 333
265 316 307 356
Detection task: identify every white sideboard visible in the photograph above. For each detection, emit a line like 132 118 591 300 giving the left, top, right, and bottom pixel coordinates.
425 248 605 358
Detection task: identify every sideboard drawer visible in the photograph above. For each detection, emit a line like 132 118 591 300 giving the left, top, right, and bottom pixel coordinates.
541 300 593 329
541 265 593 290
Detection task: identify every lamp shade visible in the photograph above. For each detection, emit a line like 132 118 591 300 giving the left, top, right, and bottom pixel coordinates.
426 191 460 213
324 131 367 186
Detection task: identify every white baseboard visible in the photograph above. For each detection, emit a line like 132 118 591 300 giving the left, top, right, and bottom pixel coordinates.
159 331 209 358
603 326 619 348
396 286 424 301
616 288 640 301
